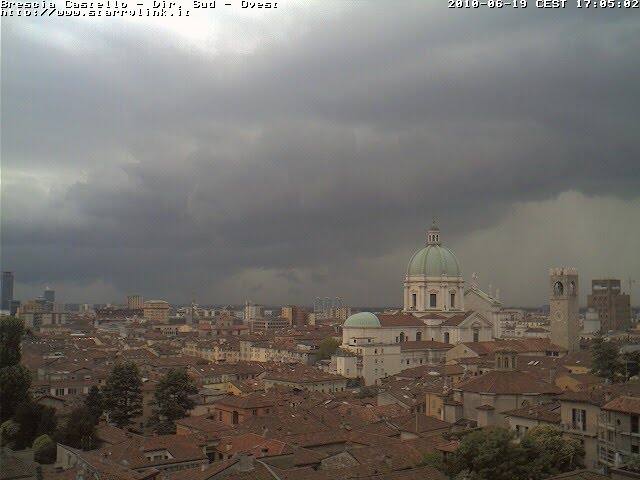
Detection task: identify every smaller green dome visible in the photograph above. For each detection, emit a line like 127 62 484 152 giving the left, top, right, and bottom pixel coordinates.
343 312 381 327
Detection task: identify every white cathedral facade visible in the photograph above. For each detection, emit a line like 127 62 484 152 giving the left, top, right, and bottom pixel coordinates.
338 222 497 384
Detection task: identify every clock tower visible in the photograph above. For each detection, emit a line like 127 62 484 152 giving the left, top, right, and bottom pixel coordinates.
549 267 579 352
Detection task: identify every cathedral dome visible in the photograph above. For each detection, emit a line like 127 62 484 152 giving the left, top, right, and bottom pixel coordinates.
343 312 381 327
407 245 461 277
406 222 461 277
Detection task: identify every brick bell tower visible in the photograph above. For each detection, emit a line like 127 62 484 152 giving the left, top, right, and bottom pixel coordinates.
549 267 579 352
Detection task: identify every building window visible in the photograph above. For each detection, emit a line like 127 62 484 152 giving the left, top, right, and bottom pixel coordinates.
430 294 437 308
444 332 450 344
572 409 586 431
400 332 405 342
632 415 639 433
450 293 455 308
416 332 422 341
411 293 417 309
473 328 479 343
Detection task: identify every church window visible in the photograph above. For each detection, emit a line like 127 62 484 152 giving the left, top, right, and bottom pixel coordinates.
416 332 422 341
430 294 437 308
411 293 417 309
473 328 479 343
399 332 405 342
444 332 450 344
450 293 456 308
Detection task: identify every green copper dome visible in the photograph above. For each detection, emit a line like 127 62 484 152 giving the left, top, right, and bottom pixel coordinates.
407 244 461 277
343 312 381 327
407 222 461 277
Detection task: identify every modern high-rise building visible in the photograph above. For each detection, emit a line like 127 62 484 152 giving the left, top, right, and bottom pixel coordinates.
1 271 14 311
587 278 631 332
549 267 580 352
44 287 55 303
127 294 144 309
281 305 308 327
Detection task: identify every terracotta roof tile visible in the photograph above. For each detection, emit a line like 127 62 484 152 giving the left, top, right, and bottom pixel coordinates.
602 395 640 414
502 401 561 423
454 370 561 395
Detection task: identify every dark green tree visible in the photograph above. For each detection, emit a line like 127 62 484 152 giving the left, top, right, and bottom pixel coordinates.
0 317 32 423
521 425 585 478
318 337 341 359
592 336 623 382
417 451 455 477
56 406 98 450
151 367 197 434
103 362 143 429
449 427 530 480
84 386 104 423
0 365 32 423
10 402 57 450
0 420 21 449
32 434 57 464
422 427 586 480
0 316 26 368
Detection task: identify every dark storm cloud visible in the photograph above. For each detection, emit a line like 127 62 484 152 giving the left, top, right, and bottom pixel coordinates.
2 2 639 305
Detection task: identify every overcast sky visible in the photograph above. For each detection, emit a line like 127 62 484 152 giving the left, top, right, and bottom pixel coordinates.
2 1 639 307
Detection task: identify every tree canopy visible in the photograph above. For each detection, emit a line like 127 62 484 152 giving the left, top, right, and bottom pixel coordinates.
319 337 341 359
85 386 105 424
0 317 31 423
421 426 584 480
521 425 584 477
32 434 57 464
56 405 98 451
592 336 623 383
103 362 143 429
0 316 26 368
4 401 57 451
151 367 197 434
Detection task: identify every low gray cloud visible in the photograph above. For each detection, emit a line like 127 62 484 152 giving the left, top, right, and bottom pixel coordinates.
2 2 639 306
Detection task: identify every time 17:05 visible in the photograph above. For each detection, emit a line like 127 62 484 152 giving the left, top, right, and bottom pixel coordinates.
577 0 639 6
